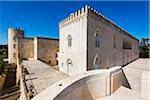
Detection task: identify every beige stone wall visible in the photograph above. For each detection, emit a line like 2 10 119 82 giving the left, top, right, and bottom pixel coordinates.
18 37 34 59
87 11 139 70
58 6 139 75
33 67 125 100
58 12 88 75
141 71 150 99
8 27 59 66
55 67 126 100
8 28 24 64
36 37 59 66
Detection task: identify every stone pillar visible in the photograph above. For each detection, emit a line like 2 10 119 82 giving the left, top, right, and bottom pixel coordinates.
34 37 38 59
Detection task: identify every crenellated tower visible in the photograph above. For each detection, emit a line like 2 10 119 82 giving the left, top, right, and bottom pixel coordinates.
8 27 24 64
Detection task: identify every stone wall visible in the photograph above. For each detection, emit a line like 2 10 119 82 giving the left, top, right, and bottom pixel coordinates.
141 71 150 99
87 7 139 70
35 37 59 66
58 6 139 75
58 11 88 75
18 37 34 59
33 67 127 100
54 67 126 100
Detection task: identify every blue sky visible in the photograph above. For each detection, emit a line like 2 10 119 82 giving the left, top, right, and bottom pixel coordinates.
0 1 149 45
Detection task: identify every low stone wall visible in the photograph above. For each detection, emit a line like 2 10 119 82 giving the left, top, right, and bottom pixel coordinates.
33 66 126 100
16 58 28 100
141 71 150 99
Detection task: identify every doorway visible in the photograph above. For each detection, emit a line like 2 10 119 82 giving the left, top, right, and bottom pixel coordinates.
93 55 101 69
67 59 72 76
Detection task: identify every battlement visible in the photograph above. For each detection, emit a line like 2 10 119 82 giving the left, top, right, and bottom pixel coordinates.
8 27 24 32
59 5 118 26
59 5 88 26
59 5 138 41
8 27 25 39
59 5 114 27
87 6 139 41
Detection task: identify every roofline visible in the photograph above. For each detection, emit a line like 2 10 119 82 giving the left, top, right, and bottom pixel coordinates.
35 36 59 40
59 5 139 41
88 6 139 41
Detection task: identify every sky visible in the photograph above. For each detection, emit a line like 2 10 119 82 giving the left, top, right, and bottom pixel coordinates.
0 1 149 45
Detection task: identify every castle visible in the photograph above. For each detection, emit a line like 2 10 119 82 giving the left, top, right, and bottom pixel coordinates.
7 6 149 100
8 6 139 76
8 27 58 66
57 6 139 76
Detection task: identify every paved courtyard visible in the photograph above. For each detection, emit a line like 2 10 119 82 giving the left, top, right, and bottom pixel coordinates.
123 58 150 94
22 59 67 96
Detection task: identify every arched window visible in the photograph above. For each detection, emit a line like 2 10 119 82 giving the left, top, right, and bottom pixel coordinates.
93 55 101 69
67 35 72 47
113 34 116 48
95 29 101 48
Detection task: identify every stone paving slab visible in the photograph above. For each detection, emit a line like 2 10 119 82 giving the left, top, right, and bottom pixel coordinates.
97 86 145 100
123 58 150 94
22 59 67 96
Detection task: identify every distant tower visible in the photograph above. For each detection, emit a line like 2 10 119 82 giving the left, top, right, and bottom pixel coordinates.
8 27 24 64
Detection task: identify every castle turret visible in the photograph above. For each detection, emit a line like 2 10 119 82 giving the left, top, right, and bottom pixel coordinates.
8 27 24 64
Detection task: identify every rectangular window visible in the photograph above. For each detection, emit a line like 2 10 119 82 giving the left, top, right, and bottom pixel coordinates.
114 43 116 48
68 39 72 47
67 35 72 47
13 44 16 48
95 36 100 48
13 36 16 41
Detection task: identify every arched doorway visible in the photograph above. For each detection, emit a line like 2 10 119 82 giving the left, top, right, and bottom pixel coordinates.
93 55 101 69
66 59 73 76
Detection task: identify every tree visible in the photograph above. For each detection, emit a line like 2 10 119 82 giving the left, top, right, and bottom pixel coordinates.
139 38 150 58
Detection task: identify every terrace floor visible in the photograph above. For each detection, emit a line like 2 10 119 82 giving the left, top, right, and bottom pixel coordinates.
22 59 67 96
123 58 150 94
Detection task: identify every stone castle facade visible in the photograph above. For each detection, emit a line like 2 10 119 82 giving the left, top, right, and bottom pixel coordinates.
8 28 58 66
8 6 139 76
58 6 139 76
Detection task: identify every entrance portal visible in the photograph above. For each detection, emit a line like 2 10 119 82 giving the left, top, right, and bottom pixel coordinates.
93 55 101 69
67 59 72 76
